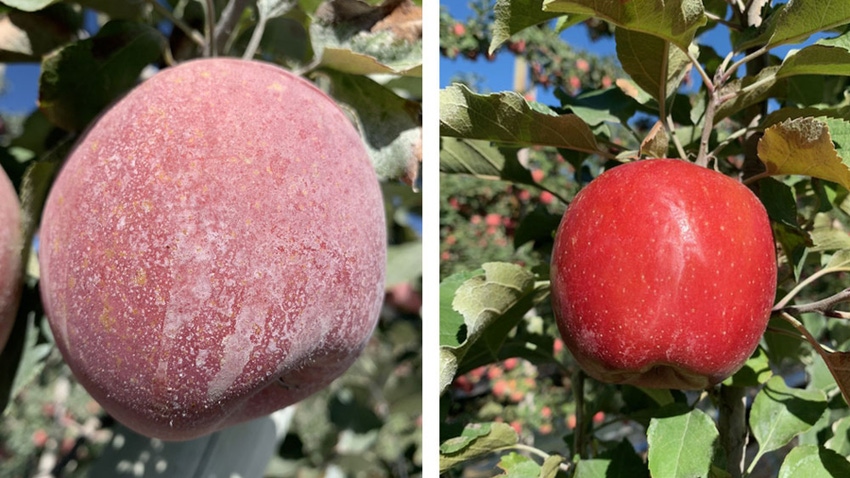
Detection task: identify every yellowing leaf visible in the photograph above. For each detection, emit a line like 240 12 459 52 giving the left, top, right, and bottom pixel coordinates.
757 117 850 189
639 120 669 158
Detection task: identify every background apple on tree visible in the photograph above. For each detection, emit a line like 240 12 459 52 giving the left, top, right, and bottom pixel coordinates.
439 0 850 476
0 0 422 475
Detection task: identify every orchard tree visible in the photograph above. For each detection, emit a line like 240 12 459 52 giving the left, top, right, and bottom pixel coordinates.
0 0 422 476
440 1 850 477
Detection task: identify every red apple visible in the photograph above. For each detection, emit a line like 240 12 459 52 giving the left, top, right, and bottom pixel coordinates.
0 169 22 353
38 58 386 440
551 159 776 389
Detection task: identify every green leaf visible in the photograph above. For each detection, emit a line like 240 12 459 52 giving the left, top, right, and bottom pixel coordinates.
326 71 421 183
439 422 518 472
776 32 850 79
496 452 541 477
826 416 850 456
439 263 543 395
723 346 773 388
513 205 561 249
749 376 827 459
440 138 536 187
777 445 850 478
615 29 695 104
539 454 565 478
757 178 799 230
440 84 600 153
772 222 810 281
0 7 78 61
9 313 50 400
440 270 483 348
490 0 579 54
557 87 639 127
453 262 535 349
0 0 54 11
542 0 706 52
715 66 783 123
38 20 166 131
736 1 850 51
638 388 675 407
824 117 850 165
385 241 422 288
646 409 719 478
574 439 650 478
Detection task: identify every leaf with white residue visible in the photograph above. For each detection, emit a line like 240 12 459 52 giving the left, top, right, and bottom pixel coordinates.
438 263 545 395
758 117 850 189
441 84 600 153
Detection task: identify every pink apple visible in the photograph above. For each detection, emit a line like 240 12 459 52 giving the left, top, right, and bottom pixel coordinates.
0 168 21 353
38 58 386 440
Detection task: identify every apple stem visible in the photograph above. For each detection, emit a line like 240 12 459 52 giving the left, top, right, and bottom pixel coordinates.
718 384 748 478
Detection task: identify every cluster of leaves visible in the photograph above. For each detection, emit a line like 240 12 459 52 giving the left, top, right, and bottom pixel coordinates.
440 0 850 476
0 0 422 476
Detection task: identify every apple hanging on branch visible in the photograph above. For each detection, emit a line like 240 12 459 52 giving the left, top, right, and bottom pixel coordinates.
38 58 386 440
550 159 776 390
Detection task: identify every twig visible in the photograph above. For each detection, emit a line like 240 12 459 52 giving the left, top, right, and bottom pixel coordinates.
741 171 769 185
779 288 850 317
686 45 713 93
709 126 751 160
243 16 267 60
666 115 689 160
144 0 205 47
705 11 742 31
492 444 572 473
718 385 747 478
202 0 217 57
695 92 718 167
774 266 850 311
572 369 586 459
213 0 253 55
720 46 768 84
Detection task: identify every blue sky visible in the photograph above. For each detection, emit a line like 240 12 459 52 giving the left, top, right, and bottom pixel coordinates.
439 0 826 106
0 64 40 115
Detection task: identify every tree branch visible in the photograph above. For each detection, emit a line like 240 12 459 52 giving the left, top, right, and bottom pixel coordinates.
779 288 850 317
144 0 205 47
214 0 253 55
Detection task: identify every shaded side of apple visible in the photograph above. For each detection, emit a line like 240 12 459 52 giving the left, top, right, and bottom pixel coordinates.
0 169 22 353
551 159 776 389
38 58 386 440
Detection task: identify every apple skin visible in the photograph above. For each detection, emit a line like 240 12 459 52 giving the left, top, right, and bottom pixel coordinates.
550 159 776 390
38 58 386 440
0 169 22 353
